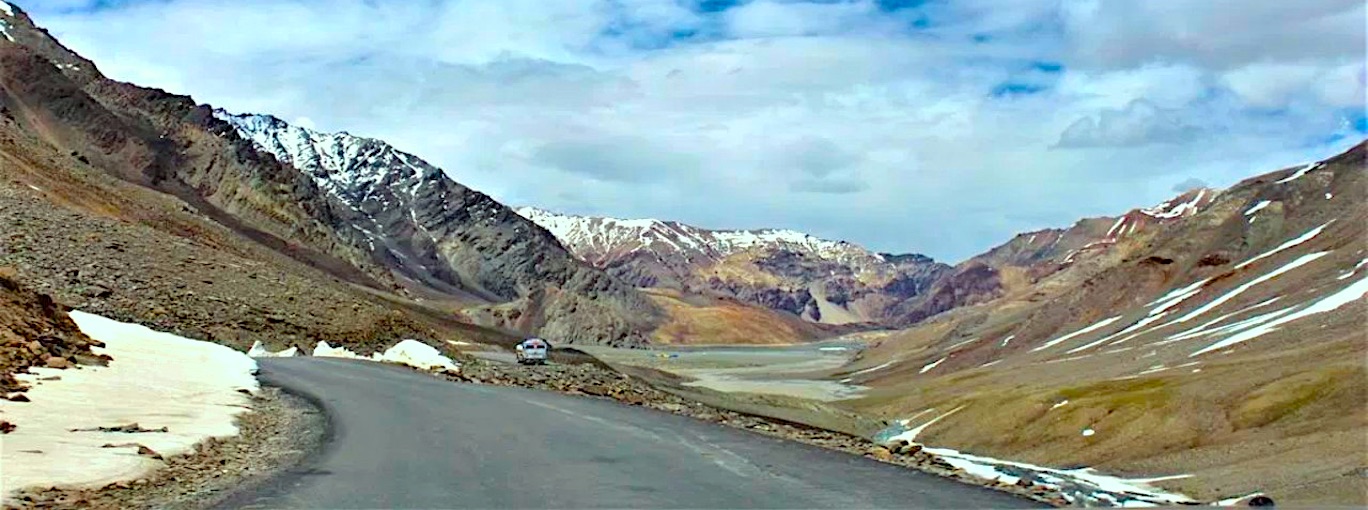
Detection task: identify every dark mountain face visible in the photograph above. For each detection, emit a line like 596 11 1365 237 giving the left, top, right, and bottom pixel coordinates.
0 5 660 346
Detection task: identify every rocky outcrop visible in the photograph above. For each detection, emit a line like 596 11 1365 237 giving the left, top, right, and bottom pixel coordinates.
0 270 106 395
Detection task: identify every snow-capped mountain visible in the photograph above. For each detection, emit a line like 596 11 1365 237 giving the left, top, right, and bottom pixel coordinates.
515 207 888 272
206 111 662 345
516 207 951 325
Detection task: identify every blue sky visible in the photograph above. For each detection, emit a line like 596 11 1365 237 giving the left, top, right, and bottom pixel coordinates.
26 0 1367 261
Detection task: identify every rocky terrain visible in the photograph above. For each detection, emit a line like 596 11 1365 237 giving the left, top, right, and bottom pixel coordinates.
0 4 658 346
0 268 105 397
832 143 1367 505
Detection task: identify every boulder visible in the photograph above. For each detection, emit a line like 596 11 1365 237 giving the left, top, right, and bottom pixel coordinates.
865 446 894 461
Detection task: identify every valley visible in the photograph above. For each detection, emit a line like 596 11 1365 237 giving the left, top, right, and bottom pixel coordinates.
0 0 1363 508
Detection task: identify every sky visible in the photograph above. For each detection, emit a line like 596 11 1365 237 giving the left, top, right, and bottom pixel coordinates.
26 0 1367 262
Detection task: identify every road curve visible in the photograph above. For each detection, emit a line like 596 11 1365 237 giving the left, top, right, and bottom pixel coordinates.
221 357 1041 509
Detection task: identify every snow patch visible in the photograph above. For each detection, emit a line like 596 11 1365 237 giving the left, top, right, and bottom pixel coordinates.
885 406 965 444
246 340 297 358
1071 279 1211 352
312 340 363 359
1049 400 1069 410
1340 259 1368 280
912 445 1194 506
2 312 257 502
1081 428 1096 437
1191 275 1368 357
1031 316 1124 352
919 356 948 374
372 339 460 372
1175 251 1329 324
999 335 1015 346
1235 221 1333 269
1242 200 1272 217
850 359 897 376
1274 162 1320 184
0 3 12 16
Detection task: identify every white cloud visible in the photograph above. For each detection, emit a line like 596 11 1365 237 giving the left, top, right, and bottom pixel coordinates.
1056 99 1200 148
26 0 1366 261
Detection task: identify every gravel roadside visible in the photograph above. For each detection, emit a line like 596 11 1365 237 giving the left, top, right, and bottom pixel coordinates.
7 387 323 510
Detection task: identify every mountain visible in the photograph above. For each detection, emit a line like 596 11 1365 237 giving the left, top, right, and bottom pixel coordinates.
516 207 954 326
214 113 661 345
0 3 658 346
836 143 1367 504
516 188 1221 331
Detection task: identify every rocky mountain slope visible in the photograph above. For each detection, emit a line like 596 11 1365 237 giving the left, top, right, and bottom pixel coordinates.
0 3 658 346
518 187 1221 331
834 143 1367 505
517 207 954 326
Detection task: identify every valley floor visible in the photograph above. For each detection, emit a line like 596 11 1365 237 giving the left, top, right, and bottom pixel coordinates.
584 341 1357 507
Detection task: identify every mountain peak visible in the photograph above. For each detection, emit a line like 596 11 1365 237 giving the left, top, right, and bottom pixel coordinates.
514 207 886 267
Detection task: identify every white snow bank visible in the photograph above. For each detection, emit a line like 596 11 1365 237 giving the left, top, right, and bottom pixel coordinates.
1 311 257 502
246 340 298 358
1235 221 1333 269
1191 275 1368 357
0 2 12 17
1031 316 1124 352
372 339 459 372
312 340 459 372
312 340 364 359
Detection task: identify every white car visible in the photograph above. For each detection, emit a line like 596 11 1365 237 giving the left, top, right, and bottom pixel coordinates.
515 338 549 365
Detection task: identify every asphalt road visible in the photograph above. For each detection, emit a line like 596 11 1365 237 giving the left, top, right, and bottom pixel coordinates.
222 357 1041 509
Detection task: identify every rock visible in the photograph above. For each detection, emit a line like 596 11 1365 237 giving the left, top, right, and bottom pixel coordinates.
892 441 923 455
136 445 164 460
865 446 894 461
44 356 72 369
3 392 30 402
80 284 113 298
1 420 15 433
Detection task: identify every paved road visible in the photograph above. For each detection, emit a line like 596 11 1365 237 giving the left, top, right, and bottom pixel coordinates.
222 357 1041 509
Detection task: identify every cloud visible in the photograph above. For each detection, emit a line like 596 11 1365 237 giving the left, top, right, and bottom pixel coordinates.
1171 177 1209 193
530 138 697 183
25 0 1367 262
1056 99 1201 148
